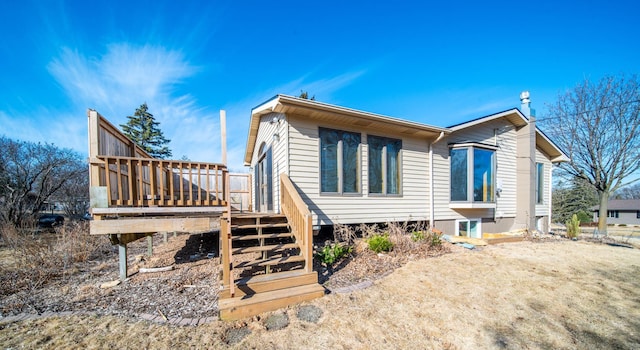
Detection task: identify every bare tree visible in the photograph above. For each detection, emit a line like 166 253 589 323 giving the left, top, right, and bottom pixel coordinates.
52 167 89 219
0 137 87 227
542 74 640 234
614 183 640 199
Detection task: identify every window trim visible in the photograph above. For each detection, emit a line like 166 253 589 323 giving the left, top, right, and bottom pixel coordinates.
607 210 619 218
318 127 362 196
449 143 496 206
455 218 482 239
367 134 403 196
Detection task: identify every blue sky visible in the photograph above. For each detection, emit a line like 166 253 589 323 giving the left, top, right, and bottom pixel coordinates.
1 0 638 171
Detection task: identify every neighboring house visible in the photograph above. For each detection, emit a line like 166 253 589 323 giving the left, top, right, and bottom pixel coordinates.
592 199 640 225
244 94 568 238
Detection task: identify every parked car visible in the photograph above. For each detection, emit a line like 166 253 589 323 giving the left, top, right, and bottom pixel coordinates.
37 214 64 228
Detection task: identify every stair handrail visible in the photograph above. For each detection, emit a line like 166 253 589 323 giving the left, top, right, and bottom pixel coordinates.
279 173 313 273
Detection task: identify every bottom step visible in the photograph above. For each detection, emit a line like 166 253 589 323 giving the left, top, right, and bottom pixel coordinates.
220 270 317 298
219 283 326 320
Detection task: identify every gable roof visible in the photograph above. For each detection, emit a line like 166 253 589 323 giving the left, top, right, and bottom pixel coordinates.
591 199 640 211
245 94 449 165
244 95 570 165
448 108 569 163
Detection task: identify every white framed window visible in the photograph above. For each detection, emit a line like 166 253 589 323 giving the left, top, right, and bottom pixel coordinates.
455 218 482 239
608 210 619 218
450 144 496 203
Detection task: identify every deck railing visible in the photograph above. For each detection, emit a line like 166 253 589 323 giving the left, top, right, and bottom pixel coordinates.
95 156 228 207
280 173 313 273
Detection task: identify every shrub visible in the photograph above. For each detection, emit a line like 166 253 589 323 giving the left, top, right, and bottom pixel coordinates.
428 229 443 247
565 214 580 239
316 242 352 265
411 230 425 242
0 222 111 296
367 233 393 253
618 224 627 227
332 223 356 244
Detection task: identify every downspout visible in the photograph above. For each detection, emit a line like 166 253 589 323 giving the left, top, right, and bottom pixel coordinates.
548 164 553 232
429 131 446 228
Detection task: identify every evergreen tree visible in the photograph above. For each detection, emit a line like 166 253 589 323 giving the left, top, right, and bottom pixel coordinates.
120 103 172 159
552 178 599 224
298 90 315 100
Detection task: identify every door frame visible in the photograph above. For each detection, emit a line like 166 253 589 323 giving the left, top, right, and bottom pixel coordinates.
255 143 273 213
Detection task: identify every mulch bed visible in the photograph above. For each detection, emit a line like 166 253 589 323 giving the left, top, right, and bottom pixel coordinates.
0 230 451 320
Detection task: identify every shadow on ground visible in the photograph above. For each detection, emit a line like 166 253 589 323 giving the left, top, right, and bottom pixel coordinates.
174 231 219 264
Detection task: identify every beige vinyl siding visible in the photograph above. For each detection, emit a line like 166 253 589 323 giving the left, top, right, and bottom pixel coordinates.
432 119 518 222
287 114 430 226
250 113 288 213
535 148 552 217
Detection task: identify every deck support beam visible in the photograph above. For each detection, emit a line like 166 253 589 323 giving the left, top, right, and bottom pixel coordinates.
147 234 153 256
118 241 128 281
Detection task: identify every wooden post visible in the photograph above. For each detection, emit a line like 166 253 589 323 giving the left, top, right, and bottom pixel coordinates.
118 241 128 281
147 234 153 256
221 218 230 288
163 231 168 243
220 110 227 166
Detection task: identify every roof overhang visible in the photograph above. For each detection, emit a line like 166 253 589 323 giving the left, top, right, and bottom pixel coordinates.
449 108 569 163
244 97 569 166
448 108 529 131
244 94 449 165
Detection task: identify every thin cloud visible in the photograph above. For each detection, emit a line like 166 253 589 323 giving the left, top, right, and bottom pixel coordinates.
48 44 197 118
44 43 227 164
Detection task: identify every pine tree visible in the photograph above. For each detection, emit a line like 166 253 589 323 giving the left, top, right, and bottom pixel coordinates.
120 103 172 159
298 90 315 100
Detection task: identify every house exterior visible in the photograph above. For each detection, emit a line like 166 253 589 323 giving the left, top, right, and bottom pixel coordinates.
592 199 640 226
244 94 568 237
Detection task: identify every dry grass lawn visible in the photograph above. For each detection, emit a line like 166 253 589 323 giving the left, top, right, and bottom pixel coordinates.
1 240 639 349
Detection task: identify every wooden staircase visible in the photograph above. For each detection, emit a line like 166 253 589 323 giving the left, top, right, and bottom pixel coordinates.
218 175 324 320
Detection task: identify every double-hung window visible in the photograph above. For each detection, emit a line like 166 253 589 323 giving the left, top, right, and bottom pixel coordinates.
320 128 360 194
368 135 402 195
450 144 496 203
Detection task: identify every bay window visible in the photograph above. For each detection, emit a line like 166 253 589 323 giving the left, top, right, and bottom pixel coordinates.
450 145 496 203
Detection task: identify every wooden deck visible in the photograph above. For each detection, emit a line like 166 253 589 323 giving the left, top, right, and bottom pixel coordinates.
87 110 321 320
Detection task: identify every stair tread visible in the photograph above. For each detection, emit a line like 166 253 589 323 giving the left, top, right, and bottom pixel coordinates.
233 270 314 285
232 232 294 241
235 254 305 268
231 223 289 229
231 213 286 219
219 283 325 307
232 243 298 254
